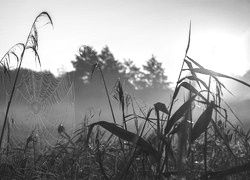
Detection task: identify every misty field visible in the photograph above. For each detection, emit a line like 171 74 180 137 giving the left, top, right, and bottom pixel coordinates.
1 12 250 180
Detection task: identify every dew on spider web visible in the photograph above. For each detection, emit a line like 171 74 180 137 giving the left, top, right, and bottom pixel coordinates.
7 69 75 148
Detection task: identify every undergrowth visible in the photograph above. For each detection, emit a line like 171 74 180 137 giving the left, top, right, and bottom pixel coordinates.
1 12 250 180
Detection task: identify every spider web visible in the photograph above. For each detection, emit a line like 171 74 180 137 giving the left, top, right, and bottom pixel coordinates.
8 70 75 147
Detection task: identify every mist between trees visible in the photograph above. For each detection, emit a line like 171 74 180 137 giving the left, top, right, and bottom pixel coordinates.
0 45 173 126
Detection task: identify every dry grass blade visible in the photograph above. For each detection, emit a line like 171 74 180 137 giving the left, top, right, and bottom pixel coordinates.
25 12 53 66
183 67 233 96
179 81 207 101
139 107 155 137
36 11 53 27
0 12 53 148
184 59 201 88
191 101 214 143
97 63 117 124
185 21 192 56
172 85 181 101
178 75 209 90
0 43 24 65
0 43 24 81
86 121 160 160
90 62 98 80
185 57 233 95
26 45 41 66
112 79 127 129
185 68 250 89
186 56 205 69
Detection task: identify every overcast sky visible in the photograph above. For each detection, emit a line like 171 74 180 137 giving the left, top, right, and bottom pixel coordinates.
1 0 250 83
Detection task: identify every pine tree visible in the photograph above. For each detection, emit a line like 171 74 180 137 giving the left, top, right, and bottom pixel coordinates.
142 55 169 90
71 45 98 83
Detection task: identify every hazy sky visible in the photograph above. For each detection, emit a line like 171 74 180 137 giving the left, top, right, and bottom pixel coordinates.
1 0 250 83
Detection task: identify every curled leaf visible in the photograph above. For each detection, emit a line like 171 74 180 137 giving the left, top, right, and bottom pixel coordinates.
154 102 169 114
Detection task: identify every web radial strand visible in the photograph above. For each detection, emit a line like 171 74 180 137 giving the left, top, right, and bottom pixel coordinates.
33 72 42 102
16 71 34 102
8 70 75 148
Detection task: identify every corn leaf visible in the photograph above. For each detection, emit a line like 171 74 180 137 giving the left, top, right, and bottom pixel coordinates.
191 101 214 143
87 121 160 160
172 85 181 102
165 94 197 135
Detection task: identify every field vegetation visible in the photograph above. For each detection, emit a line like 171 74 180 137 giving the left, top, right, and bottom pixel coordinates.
1 12 250 180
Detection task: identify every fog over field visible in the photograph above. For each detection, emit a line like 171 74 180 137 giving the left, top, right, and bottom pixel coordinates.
1 1 250 178
1 60 250 145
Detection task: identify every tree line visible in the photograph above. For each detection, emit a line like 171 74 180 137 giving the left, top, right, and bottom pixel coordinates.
0 45 172 108
70 45 171 91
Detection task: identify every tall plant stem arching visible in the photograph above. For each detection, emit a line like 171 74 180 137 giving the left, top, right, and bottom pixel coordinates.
164 21 192 136
0 12 53 148
161 21 191 175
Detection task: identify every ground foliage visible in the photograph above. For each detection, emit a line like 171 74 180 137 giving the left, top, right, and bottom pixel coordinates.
1 12 250 180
